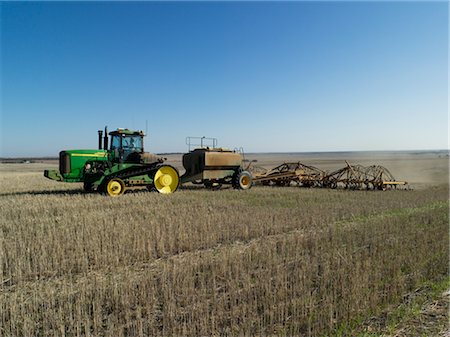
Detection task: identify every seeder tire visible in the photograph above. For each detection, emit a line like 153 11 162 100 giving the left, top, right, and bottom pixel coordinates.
233 170 253 190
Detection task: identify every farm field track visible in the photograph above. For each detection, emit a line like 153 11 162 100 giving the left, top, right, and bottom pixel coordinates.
1 152 449 336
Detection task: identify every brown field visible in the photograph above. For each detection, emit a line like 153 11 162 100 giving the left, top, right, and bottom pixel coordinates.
1 151 448 336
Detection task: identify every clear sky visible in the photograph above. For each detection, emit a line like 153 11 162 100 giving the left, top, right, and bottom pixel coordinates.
1 1 448 156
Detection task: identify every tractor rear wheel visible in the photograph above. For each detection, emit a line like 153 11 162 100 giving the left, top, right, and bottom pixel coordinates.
233 170 253 190
106 178 126 197
153 165 179 194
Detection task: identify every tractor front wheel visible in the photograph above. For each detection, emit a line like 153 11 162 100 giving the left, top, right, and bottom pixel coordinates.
106 178 126 197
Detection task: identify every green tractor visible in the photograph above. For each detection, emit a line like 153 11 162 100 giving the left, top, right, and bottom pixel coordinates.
44 127 179 196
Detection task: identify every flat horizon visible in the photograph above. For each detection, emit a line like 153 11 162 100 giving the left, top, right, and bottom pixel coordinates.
1 148 448 160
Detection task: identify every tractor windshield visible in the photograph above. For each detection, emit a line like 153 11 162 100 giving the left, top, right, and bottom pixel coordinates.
110 135 143 152
123 136 143 152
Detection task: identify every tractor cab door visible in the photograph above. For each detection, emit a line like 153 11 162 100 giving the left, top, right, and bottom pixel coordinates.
122 135 143 161
110 134 144 162
110 135 122 162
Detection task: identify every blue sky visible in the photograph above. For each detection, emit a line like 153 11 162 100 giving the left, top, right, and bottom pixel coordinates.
1 1 448 156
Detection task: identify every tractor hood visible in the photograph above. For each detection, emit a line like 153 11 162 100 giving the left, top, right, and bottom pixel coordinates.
44 149 108 183
64 149 108 158
60 150 108 180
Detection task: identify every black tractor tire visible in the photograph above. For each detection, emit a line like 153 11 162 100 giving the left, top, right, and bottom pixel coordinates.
232 170 253 190
83 182 94 192
97 183 105 194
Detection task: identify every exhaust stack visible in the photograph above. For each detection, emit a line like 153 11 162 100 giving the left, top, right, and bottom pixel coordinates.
103 126 108 151
98 130 103 149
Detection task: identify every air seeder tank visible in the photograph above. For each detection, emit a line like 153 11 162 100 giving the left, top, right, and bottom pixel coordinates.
181 147 252 190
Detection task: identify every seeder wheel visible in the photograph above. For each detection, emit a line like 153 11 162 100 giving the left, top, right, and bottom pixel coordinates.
233 170 253 190
154 166 179 194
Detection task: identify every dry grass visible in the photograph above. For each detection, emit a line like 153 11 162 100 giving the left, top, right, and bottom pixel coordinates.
348 279 450 336
1 162 448 336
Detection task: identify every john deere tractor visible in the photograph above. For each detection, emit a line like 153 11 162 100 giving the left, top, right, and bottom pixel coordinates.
44 127 179 196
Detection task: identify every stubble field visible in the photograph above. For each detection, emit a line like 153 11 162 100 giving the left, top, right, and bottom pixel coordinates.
1 152 448 336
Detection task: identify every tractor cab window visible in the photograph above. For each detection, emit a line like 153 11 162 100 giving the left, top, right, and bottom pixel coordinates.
122 136 143 152
111 135 121 150
110 134 143 161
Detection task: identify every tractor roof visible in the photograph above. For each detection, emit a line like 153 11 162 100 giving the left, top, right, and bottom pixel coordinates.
109 128 144 136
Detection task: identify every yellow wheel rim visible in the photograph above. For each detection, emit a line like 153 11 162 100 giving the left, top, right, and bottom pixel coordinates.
154 166 179 194
241 175 250 187
107 179 125 197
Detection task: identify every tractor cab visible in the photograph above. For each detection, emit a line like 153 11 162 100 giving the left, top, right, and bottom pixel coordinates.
109 129 144 161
